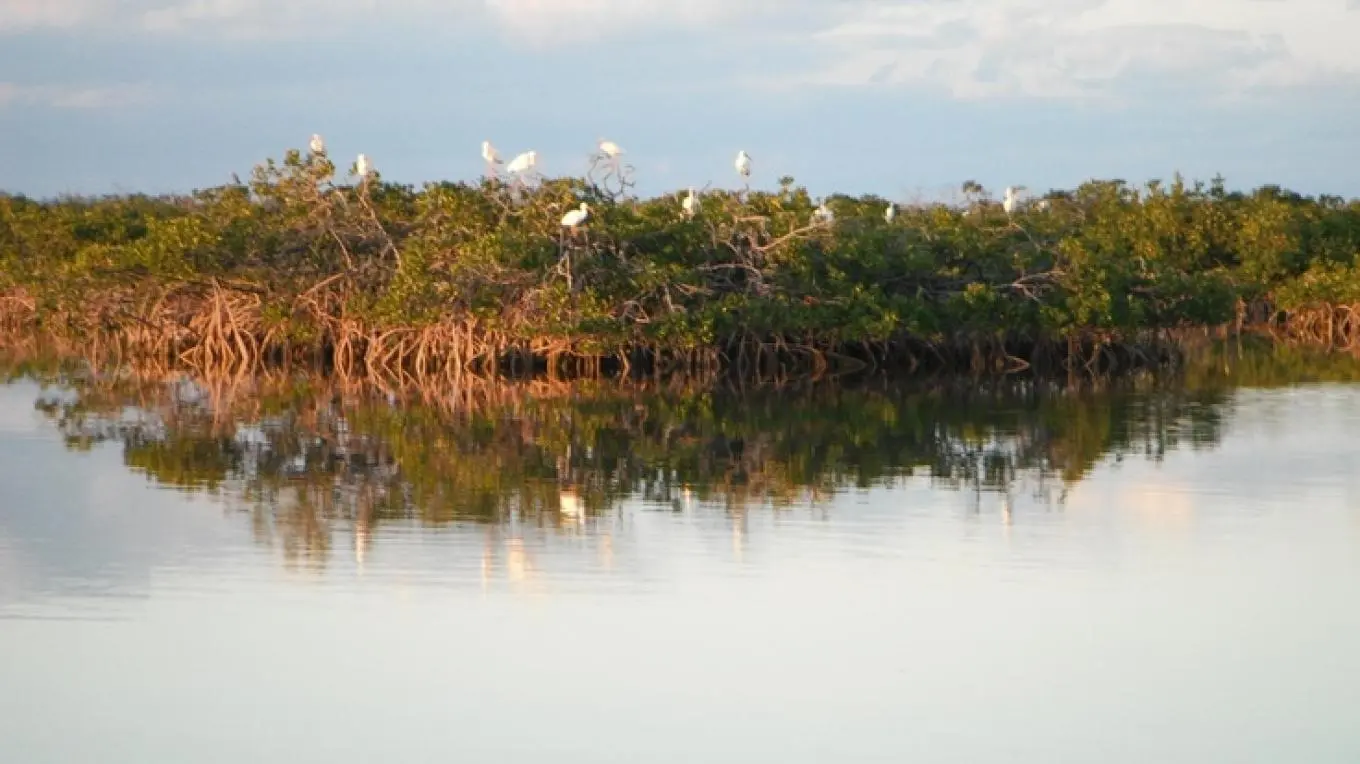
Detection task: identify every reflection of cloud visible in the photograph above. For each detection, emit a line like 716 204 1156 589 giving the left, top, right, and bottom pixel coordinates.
1121 482 1197 533
0 388 41 434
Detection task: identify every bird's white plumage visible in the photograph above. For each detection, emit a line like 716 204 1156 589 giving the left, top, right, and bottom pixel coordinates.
560 202 590 228
884 203 896 223
506 150 537 175
309 134 325 155
482 140 501 164
814 200 834 223
1002 186 1017 215
355 154 372 178
598 140 623 158
682 187 698 218
735 150 752 179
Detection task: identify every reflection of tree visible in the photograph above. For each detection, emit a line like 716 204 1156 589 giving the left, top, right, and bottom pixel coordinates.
11 339 1360 569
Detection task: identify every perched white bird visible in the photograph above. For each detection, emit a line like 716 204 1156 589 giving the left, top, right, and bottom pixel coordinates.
309 134 326 155
735 150 752 180
1002 186 1018 216
884 203 896 223
814 200 834 223
560 202 590 229
598 139 623 158
1036 199 1051 212
682 187 698 218
482 140 501 165
506 150 537 175
355 154 372 178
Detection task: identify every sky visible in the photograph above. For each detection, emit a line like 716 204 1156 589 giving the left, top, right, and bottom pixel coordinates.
1 0 1359 200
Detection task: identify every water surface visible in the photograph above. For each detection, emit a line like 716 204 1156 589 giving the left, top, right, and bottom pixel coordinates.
2 353 1359 763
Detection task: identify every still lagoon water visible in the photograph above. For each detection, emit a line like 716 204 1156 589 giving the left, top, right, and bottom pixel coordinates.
2 351 1359 763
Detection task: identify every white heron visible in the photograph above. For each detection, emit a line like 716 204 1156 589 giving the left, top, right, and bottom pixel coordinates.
309 134 326 155
598 139 623 158
682 187 698 218
1036 199 1051 212
506 150 537 176
735 150 752 180
884 202 896 223
1002 186 1019 216
814 200 834 224
355 154 372 179
561 202 590 230
482 140 501 165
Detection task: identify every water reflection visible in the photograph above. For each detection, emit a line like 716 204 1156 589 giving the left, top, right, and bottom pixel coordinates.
21 377 1223 560
4 346 1360 762
3 339 1360 586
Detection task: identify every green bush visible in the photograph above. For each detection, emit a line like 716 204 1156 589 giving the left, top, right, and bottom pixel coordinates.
2 148 1358 373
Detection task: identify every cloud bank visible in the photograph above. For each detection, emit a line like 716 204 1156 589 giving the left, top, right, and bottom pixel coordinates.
1 0 1358 101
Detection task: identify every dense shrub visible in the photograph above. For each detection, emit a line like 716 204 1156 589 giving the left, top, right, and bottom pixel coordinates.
2 147 1358 378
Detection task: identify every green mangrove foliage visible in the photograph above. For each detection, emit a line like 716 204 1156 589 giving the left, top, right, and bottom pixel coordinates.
2 145 1359 381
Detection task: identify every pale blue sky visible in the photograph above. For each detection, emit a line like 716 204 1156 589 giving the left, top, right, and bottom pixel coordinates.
1 0 1359 200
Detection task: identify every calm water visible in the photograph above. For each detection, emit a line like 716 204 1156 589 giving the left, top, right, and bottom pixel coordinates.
2 354 1360 763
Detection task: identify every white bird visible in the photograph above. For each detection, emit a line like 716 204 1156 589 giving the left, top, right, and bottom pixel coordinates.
482 140 501 165
735 150 752 180
884 202 896 223
309 134 326 155
1002 186 1021 216
1036 199 1051 212
560 202 590 229
814 200 834 223
505 150 537 175
682 187 698 218
598 139 623 158
355 154 372 178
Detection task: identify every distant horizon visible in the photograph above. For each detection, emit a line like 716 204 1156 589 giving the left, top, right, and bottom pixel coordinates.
3 1 1359 200
3 160 1355 206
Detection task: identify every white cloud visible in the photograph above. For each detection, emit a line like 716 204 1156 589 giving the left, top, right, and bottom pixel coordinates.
3 0 1359 102
479 0 782 44
0 0 468 37
0 0 791 41
793 0 1360 100
0 0 102 31
0 83 158 109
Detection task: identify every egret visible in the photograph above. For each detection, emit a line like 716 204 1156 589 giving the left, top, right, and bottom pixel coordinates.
735 150 752 180
814 200 834 224
505 150 537 175
884 202 896 223
1002 186 1018 216
355 154 372 179
309 134 326 155
598 139 623 158
1036 199 1051 212
682 187 698 218
560 202 590 230
482 140 501 165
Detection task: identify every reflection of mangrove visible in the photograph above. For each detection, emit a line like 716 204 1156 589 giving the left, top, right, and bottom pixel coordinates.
13 339 1360 566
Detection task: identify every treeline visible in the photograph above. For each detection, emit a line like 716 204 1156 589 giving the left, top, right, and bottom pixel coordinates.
2 146 1359 381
